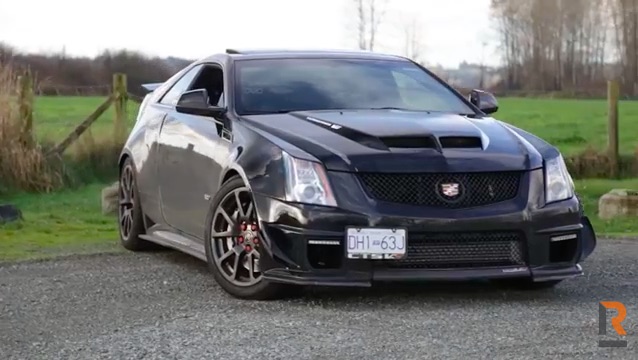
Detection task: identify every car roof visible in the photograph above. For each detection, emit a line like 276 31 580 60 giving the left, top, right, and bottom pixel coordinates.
201 49 408 62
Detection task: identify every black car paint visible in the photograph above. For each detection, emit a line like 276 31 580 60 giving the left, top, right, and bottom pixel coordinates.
241 110 544 173
119 50 596 285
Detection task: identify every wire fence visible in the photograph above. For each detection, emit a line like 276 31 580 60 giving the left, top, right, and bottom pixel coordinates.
35 84 112 96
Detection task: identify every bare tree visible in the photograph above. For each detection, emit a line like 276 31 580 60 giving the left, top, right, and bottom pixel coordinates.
402 16 425 63
490 0 614 95
479 40 488 88
611 0 638 95
353 0 387 51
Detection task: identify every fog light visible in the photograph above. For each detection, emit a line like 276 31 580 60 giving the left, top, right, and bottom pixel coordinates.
550 234 577 242
308 240 340 246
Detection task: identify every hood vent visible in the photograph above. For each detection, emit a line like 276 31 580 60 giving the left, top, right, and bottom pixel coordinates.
380 136 438 149
439 136 483 149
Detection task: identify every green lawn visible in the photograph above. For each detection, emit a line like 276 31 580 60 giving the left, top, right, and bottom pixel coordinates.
494 98 638 155
0 183 121 261
575 178 638 236
32 96 139 141
31 96 638 155
1 179 636 262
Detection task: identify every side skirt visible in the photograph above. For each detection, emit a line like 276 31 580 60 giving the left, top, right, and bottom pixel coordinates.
140 224 207 262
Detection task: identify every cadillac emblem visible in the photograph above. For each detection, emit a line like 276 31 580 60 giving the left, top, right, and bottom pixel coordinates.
440 183 460 197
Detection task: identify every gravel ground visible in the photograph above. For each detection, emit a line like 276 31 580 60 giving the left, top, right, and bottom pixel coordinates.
1 238 637 360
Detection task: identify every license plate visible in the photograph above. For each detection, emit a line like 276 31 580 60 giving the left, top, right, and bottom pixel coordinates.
346 227 407 259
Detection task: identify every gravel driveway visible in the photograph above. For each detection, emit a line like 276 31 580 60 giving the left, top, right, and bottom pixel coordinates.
1 238 637 360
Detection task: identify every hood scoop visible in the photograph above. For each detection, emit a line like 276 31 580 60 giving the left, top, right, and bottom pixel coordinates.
379 135 483 151
439 136 483 149
380 136 438 149
288 112 485 152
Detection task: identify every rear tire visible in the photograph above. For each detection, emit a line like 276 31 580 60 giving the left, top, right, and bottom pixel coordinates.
204 176 297 300
118 158 153 251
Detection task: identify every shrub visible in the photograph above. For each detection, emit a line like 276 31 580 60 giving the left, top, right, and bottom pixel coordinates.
0 64 125 196
565 146 638 179
64 130 123 186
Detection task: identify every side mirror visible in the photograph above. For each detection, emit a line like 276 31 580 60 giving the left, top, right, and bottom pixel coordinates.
468 89 498 115
176 89 226 117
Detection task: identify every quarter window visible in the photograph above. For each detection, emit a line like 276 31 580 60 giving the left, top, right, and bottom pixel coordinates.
159 65 203 106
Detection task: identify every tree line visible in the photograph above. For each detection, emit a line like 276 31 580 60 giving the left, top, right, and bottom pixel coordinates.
490 0 638 96
351 0 638 96
0 42 191 96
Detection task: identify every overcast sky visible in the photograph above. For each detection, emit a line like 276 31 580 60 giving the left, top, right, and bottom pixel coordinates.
0 0 499 67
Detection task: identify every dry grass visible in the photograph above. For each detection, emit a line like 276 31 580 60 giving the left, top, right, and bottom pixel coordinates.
0 65 126 195
566 146 638 179
0 65 63 194
64 129 124 185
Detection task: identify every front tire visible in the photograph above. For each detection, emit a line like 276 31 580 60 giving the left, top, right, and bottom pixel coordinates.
204 176 294 300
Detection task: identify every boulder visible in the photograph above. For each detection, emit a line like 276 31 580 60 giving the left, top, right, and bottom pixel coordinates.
598 189 638 220
0 204 22 223
101 181 120 215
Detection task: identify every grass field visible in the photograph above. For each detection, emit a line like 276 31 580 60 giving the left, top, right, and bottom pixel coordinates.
33 96 139 141
0 183 121 261
31 96 638 155
1 96 638 261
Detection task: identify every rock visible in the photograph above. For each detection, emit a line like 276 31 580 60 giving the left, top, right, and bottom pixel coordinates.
101 181 120 215
0 204 22 223
598 189 638 220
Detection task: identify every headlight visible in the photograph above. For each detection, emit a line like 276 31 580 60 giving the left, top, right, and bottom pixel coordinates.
544 154 574 204
282 152 337 207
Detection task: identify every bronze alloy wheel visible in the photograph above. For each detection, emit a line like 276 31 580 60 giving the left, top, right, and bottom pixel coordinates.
118 164 136 240
210 186 262 287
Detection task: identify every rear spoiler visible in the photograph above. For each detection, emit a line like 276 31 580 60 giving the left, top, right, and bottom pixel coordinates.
141 83 163 93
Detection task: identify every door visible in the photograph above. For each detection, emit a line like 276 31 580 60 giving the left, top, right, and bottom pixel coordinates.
157 63 232 238
156 64 204 233
136 65 203 226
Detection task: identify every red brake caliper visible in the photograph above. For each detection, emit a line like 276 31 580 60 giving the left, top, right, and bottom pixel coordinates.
238 221 260 251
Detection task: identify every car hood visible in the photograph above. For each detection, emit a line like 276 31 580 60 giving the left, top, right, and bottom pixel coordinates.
241 110 545 173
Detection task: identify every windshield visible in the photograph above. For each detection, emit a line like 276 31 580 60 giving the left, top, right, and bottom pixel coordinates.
233 58 475 116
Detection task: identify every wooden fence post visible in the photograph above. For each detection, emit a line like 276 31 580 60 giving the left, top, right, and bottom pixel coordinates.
46 96 115 157
113 73 128 144
17 69 34 147
607 79 620 179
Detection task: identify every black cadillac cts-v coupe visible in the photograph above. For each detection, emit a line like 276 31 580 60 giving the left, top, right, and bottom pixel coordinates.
117 49 597 300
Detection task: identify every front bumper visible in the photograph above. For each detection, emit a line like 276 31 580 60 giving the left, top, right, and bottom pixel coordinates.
255 184 596 287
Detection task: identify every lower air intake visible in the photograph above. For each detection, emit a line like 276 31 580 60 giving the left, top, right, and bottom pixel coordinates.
387 231 526 269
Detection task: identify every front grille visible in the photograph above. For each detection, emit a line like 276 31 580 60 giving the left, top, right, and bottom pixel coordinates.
387 231 526 269
358 171 522 208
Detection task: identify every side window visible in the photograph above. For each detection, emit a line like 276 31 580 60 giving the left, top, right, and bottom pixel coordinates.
159 65 203 106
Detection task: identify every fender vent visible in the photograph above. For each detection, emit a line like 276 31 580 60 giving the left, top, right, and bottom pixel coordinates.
439 136 482 149
380 136 438 149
